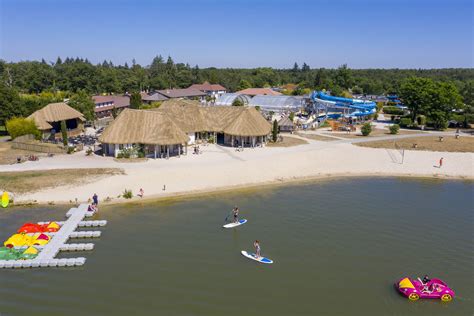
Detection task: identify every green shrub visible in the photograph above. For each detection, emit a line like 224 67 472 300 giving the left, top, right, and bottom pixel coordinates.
399 118 412 128
389 124 400 134
122 189 133 199
361 122 372 136
137 151 145 158
272 119 278 142
416 115 427 126
60 120 68 146
383 106 404 115
86 147 93 156
67 146 75 154
5 117 41 140
116 152 124 159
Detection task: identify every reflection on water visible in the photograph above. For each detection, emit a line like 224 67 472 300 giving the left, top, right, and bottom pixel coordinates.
0 178 472 316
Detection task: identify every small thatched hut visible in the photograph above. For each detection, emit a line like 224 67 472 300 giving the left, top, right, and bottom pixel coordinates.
278 116 295 133
28 102 85 138
99 109 189 158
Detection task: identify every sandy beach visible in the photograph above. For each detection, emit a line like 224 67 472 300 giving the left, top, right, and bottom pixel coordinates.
1 131 472 205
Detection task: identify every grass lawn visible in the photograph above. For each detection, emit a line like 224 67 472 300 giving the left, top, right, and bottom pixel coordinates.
322 127 423 138
295 132 338 141
0 168 124 194
355 136 474 153
267 135 308 147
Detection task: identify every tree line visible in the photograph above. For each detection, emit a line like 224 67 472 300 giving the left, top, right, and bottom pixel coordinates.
0 56 473 128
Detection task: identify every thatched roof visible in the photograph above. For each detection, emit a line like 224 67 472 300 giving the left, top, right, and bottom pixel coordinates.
99 109 189 145
154 99 208 133
28 102 85 130
278 116 294 127
222 107 272 137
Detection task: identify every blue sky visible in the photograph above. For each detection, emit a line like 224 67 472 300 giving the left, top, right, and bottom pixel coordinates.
1 0 473 68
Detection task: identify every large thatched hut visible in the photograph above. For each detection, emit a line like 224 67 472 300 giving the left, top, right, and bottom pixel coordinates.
99 99 272 158
28 102 85 138
99 109 189 158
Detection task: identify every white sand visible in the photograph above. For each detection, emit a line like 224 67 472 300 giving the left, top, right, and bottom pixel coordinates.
1 132 473 204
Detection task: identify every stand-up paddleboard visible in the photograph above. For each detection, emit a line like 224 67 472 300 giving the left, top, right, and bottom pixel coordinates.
241 250 273 264
223 219 247 228
1 191 9 208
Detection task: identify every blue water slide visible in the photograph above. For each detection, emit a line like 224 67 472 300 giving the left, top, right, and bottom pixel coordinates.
310 91 376 117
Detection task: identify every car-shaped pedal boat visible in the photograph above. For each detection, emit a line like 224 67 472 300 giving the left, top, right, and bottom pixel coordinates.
17 222 60 233
4 233 51 248
396 277 455 302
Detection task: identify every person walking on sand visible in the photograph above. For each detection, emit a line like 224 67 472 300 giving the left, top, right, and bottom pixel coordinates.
92 193 98 206
138 188 144 198
439 157 444 168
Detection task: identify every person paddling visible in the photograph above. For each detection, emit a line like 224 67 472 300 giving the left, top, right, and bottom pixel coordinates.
254 240 261 258
232 206 240 223
92 193 98 206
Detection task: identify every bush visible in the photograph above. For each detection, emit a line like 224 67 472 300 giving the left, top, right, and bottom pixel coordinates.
361 122 372 136
122 189 133 199
5 117 41 140
399 118 412 128
67 146 75 154
383 106 404 115
86 147 93 156
389 124 400 134
416 115 426 126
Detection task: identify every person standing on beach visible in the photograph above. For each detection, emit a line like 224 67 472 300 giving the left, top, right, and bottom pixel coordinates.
138 188 144 198
92 193 98 206
439 157 444 168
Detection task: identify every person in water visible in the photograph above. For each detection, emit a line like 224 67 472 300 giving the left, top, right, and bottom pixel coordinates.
232 206 239 223
254 240 261 258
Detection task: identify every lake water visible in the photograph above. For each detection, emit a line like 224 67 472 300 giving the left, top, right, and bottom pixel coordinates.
0 178 473 316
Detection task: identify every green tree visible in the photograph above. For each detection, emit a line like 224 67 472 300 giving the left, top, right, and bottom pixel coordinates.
272 119 279 142
0 83 23 127
335 64 353 89
130 92 142 109
237 79 251 91
361 122 372 136
68 90 95 120
60 120 68 146
5 117 41 139
289 112 295 122
232 99 244 107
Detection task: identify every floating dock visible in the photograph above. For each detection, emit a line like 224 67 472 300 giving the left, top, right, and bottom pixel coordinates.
0 204 106 269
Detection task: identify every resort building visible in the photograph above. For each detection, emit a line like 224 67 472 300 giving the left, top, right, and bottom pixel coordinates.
236 88 283 96
92 95 130 118
215 93 252 106
188 82 227 99
28 102 85 138
99 99 271 158
278 116 295 133
248 95 305 113
140 88 206 104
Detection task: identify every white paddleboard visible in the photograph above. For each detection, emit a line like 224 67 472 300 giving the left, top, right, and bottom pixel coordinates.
241 250 273 264
223 219 247 228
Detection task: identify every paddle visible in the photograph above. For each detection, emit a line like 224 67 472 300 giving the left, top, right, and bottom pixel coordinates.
224 209 234 223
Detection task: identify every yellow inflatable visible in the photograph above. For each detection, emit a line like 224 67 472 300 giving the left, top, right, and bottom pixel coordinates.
4 233 50 248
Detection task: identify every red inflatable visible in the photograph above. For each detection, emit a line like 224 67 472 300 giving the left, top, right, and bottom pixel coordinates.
17 222 60 233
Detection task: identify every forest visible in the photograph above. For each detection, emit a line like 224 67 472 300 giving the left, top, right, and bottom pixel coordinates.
1 55 473 128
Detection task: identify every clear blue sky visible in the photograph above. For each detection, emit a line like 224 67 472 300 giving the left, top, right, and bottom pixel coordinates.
1 0 473 68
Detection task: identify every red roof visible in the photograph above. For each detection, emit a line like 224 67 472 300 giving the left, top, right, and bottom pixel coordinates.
156 88 206 98
236 88 282 96
189 81 226 92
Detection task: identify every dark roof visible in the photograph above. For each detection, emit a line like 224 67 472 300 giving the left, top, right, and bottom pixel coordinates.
236 88 282 96
189 81 226 92
156 88 206 98
141 92 169 102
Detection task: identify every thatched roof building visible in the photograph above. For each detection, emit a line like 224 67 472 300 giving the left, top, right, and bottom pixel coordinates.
28 102 85 130
99 109 188 145
278 116 295 132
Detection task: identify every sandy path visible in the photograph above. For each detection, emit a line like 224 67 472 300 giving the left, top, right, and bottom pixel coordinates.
1 132 472 204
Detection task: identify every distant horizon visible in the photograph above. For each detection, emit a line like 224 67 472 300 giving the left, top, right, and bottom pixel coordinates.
1 0 473 68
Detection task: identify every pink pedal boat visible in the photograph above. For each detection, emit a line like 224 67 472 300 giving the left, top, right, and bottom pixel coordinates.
395 277 455 302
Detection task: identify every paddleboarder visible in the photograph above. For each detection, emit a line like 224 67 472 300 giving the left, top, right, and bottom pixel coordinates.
232 206 239 223
254 240 261 258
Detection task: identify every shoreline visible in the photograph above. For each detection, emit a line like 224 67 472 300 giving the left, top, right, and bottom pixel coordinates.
10 172 473 208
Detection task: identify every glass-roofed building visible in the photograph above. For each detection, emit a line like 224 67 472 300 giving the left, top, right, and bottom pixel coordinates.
248 95 305 113
215 93 252 106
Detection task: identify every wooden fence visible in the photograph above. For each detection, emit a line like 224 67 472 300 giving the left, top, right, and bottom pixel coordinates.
12 135 66 154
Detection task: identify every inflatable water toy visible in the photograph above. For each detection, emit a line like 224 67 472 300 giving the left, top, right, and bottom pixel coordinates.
4 233 51 248
17 222 60 233
223 219 247 228
241 250 273 264
395 277 455 302
1 191 9 208
0 204 107 269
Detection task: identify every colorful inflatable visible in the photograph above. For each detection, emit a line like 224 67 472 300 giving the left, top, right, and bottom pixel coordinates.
17 222 60 233
4 233 51 248
0 246 39 260
396 277 455 302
